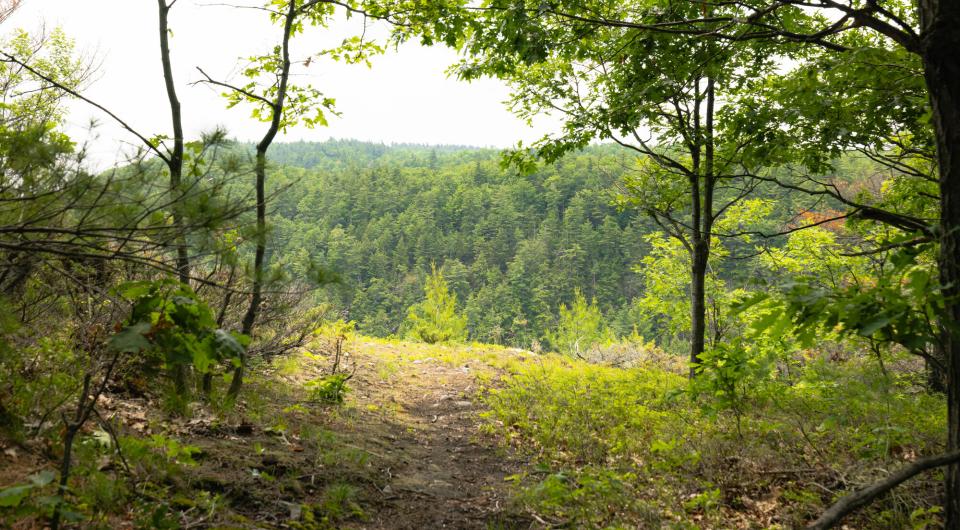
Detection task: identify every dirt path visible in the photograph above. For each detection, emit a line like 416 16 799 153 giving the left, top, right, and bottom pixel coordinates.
343 345 529 529
0 340 533 528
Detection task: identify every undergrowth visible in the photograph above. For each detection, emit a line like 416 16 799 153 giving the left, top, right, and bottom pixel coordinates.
2 334 947 529
481 353 946 529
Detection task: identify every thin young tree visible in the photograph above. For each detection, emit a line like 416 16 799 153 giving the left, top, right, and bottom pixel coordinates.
197 0 372 398
157 0 191 288
455 1 782 377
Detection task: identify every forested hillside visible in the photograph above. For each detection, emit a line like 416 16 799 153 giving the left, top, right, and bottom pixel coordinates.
266 141 649 345
262 140 865 356
3 0 960 529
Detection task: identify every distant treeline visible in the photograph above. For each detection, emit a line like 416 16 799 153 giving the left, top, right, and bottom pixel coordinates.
259 140 840 349
261 140 652 347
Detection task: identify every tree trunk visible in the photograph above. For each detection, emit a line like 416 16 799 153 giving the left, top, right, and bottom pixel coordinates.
690 240 709 378
918 0 960 526
689 75 716 379
228 149 266 399
158 0 190 397
927 354 947 394
157 0 189 286
226 0 296 400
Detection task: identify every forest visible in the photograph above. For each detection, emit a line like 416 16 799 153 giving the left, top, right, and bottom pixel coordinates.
1 0 959 529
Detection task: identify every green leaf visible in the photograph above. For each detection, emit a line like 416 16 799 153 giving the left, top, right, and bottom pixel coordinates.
767 314 793 341
731 292 769 314
34 494 62 507
213 329 247 358
118 280 155 300
0 484 32 507
749 310 783 335
859 315 894 337
28 470 56 487
107 322 152 353
61 506 85 522
192 344 215 374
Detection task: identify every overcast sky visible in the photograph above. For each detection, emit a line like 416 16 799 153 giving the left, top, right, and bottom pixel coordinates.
5 1 561 165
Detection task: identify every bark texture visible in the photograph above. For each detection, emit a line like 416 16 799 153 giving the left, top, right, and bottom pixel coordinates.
918 0 960 526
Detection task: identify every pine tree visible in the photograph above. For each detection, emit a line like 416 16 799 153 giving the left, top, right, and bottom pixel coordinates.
405 264 468 344
548 289 613 357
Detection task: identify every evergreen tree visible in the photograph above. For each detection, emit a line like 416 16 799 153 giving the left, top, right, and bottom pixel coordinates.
405 264 468 344
547 289 613 357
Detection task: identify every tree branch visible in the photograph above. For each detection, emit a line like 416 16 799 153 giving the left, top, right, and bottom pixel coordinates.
0 52 169 164
808 450 960 529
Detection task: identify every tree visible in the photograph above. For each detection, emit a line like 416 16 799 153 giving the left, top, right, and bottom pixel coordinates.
443 0 960 524
405 264 467 344
716 2 959 524
456 0 788 377
548 288 612 357
1 25 246 284
2 25 252 405
0 25 254 526
637 199 774 353
0 28 204 279
198 0 369 398
157 0 191 288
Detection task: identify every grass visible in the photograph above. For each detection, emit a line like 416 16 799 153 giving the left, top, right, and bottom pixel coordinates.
339 335 947 526
478 350 947 528
2 332 947 529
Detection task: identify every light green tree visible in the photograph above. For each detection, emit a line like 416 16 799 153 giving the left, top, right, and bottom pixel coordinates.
548 289 613 358
453 0 799 378
636 199 772 352
405 264 467 344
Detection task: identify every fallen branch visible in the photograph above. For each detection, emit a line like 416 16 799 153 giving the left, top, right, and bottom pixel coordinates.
808 449 960 529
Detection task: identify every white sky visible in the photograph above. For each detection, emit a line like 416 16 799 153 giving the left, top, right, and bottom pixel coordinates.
4 0 560 165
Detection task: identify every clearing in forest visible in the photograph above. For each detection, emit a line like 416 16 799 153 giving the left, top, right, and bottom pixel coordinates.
1 335 947 529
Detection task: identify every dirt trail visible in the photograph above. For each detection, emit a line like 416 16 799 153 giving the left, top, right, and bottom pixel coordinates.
0 341 532 529
344 346 529 529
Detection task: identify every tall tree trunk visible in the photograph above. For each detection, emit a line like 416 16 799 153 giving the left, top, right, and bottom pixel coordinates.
158 0 190 396
918 0 960 526
157 0 188 286
226 0 296 400
688 76 716 379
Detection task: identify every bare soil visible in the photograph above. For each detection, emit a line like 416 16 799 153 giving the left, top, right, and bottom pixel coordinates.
344 350 529 529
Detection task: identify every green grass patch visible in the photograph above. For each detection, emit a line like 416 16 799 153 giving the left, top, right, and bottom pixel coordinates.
481 354 946 528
